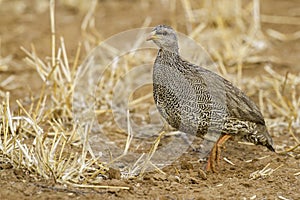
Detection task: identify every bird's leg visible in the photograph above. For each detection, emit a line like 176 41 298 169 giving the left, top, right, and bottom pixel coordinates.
197 131 222 172
206 134 231 172
216 134 231 167
198 138 220 172
198 139 216 161
206 142 218 172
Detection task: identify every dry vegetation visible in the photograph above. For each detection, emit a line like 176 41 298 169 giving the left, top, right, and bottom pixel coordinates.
0 0 300 198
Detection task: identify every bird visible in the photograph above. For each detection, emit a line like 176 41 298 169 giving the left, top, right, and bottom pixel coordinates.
146 24 275 172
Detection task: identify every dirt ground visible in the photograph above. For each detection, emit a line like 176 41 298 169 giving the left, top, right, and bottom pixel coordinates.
1 0 300 199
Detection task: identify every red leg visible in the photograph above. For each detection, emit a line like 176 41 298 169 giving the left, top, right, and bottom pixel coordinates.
206 142 218 172
206 134 231 172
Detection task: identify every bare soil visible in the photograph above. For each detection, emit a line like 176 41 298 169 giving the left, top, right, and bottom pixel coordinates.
0 0 300 199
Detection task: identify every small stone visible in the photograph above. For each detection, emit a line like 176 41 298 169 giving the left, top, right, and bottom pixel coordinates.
189 177 200 184
167 175 181 183
107 167 121 179
180 160 194 170
153 173 167 181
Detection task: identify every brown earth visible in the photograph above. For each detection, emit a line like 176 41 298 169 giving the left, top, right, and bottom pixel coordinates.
0 0 300 199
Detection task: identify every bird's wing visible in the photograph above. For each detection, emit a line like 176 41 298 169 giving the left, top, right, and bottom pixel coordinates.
223 78 265 125
184 62 266 125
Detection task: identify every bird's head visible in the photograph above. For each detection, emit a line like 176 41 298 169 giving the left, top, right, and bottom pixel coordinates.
245 128 275 153
146 25 179 54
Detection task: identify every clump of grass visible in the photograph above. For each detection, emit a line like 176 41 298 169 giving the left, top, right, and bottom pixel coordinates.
0 0 128 189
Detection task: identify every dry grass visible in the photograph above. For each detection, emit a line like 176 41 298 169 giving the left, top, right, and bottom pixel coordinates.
0 0 300 189
249 163 283 180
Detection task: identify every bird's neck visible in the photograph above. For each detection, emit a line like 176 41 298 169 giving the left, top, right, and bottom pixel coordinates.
158 42 179 54
158 48 179 59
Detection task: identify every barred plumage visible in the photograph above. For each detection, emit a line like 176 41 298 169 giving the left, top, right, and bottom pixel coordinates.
147 25 275 172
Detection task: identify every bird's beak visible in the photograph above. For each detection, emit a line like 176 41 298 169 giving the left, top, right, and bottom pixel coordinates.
146 30 158 41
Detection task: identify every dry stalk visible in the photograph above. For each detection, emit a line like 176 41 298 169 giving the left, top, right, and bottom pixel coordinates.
140 131 166 175
249 163 283 180
66 183 130 190
267 29 300 41
261 14 300 25
223 157 235 166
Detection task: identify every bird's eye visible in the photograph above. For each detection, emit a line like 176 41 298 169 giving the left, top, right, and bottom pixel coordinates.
157 31 167 35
